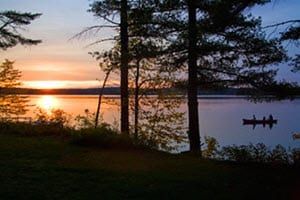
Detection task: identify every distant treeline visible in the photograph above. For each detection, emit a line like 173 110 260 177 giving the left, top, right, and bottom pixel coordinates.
0 87 121 95
2 87 300 96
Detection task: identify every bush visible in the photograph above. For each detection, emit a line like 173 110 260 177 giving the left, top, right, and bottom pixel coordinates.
0 121 71 137
74 109 96 129
249 143 270 163
202 136 220 159
268 145 290 165
218 143 299 166
291 149 300 167
34 108 71 128
72 124 142 150
220 145 254 163
201 137 300 166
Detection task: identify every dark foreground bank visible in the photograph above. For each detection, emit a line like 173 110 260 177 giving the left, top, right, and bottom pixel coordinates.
0 134 299 200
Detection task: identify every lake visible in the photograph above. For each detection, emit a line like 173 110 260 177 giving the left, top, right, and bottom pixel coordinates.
25 95 300 149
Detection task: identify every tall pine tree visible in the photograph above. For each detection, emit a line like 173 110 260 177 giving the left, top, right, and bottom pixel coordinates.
129 0 289 152
89 0 130 134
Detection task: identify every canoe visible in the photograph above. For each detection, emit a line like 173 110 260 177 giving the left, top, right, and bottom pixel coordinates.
243 119 278 124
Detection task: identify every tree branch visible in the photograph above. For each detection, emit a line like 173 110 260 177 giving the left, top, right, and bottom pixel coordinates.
70 25 118 41
263 20 300 29
84 37 117 48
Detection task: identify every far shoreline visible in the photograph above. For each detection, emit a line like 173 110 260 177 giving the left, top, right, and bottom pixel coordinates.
21 94 300 100
3 87 300 98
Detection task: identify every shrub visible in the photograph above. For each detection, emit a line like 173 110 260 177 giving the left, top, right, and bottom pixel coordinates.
220 145 254 163
215 142 299 166
74 109 98 129
202 136 220 159
0 121 32 135
72 124 140 150
268 145 290 165
0 121 71 137
34 108 71 128
249 143 270 163
201 137 300 166
291 149 300 167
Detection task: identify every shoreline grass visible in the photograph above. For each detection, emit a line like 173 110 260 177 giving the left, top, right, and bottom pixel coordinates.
0 133 299 200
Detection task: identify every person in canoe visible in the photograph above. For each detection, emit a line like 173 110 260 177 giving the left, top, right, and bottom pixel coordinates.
292 133 300 140
269 114 273 121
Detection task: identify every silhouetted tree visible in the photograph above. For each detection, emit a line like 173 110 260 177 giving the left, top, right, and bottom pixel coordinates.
0 11 42 50
129 0 292 152
0 10 41 118
262 19 300 72
94 68 112 128
88 0 129 134
187 0 201 153
85 0 296 152
89 49 118 128
91 36 186 150
126 39 186 150
280 22 300 72
120 0 130 134
0 60 28 117
130 65 186 151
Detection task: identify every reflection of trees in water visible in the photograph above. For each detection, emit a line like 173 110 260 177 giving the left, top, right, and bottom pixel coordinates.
0 60 28 119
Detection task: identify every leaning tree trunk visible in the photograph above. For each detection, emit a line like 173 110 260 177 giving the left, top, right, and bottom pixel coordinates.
187 0 201 154
120 0 129 134
95 70 111 128
134 60 141 140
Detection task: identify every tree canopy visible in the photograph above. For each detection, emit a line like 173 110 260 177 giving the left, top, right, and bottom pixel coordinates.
85 0 299 152
124 0 294 151
0 60 28 117
0 11 42 51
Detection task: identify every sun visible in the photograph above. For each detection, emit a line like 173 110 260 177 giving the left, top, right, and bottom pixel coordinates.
37 96 59 111
25 81 66 89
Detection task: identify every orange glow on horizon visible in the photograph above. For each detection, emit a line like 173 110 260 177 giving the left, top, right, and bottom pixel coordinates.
24 81 67 89
22 80 120 89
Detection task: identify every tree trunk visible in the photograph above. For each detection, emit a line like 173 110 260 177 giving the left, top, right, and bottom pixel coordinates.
95 70 111 128
187 0 201 153
120 0 129 134
134 60 140 140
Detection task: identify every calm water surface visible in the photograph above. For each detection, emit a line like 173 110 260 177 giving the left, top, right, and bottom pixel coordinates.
26 95 300 149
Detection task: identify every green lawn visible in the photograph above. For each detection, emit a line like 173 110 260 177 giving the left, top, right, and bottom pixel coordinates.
0 134 299 200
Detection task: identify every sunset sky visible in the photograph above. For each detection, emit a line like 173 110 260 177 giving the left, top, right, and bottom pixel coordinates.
0 0 300 89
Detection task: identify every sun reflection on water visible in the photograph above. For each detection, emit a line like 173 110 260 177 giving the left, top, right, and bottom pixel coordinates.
37 96 59 111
